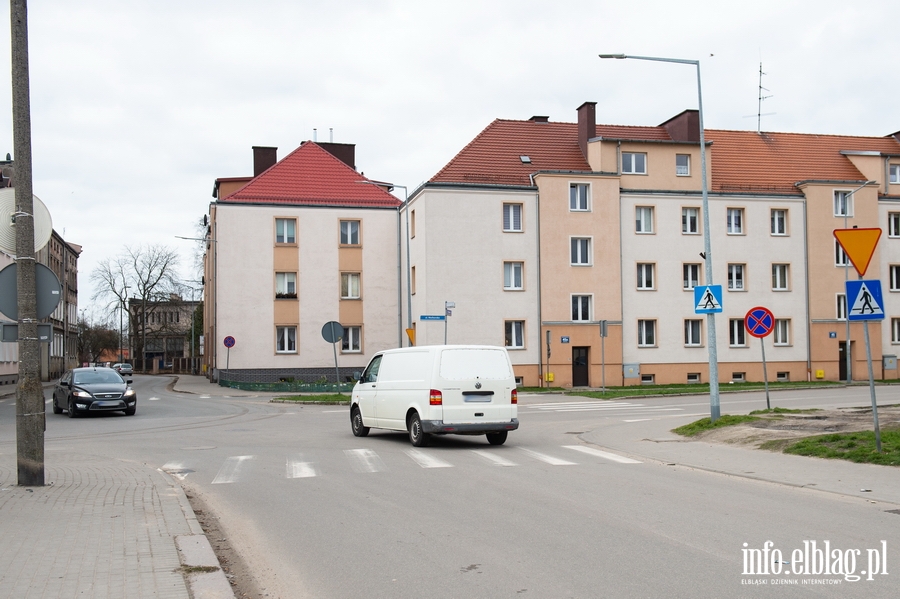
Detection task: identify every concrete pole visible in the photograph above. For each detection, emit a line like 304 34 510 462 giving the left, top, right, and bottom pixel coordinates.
11 0 44 486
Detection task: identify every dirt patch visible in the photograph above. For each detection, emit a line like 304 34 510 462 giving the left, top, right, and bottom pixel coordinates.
690 405 900 448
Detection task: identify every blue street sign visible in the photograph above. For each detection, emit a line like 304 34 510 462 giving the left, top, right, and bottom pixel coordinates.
420 315 446 321
744 306 775 338
694 285 723 314
846 280 884 321
561 336 570 343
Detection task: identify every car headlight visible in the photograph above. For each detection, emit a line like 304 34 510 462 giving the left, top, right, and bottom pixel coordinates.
73 390 92 398
124 389 135 398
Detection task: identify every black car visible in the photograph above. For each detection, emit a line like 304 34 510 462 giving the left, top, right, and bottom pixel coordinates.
53 367 137 417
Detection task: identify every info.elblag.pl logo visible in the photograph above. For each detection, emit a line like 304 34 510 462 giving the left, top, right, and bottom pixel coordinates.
742 540 889 584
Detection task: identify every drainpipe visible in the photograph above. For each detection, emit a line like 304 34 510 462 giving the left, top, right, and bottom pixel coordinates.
531 173 544 388
397 205 403 347
803 195 811 381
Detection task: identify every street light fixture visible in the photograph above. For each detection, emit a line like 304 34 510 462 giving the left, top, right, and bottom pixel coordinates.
599 53 721 421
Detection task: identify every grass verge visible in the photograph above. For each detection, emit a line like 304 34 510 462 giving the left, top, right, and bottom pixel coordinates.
672 414 761 437
273 393 349 404
760 430 900 466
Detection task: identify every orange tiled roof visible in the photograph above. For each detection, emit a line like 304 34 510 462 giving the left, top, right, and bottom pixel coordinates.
222 142 401 208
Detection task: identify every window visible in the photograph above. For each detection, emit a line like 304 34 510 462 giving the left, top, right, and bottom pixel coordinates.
893 318 900 344
892 265 900 291
504 262 524 290
410 210 416 238
622 152 647 174
729 319 746 347
732 372 746 382
835 240 848 266
776 372 790 382
683 263 701 290
891 165 900 184
505 321 525 349
771 209 787 235
641 374 655 385
275 272 297 298
687 372 701 384
727 208 744 234
638 319 656 347
571 295 591 321
276 326 297 353
774 319 790 346
684 319 702 346
411 266 416 295
834 190 852 217
275 218 296 244
676 154 690 176
637 263 655 290
569 184 589 211
340 220 360 245
570 237 591 265
342 326 361 352
635 206 654 233
341 273 360 299
837 294 847 320
682 207 699 234
889 213 900 237
772 264 790 291
727 264 745 291
503 203 523 232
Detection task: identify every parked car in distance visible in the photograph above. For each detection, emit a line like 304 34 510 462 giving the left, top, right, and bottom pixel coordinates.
112 363 133 376
53 367 137 417
350 345 518 446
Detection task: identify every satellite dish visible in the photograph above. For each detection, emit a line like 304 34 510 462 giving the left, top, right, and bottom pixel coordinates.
0 187 53 253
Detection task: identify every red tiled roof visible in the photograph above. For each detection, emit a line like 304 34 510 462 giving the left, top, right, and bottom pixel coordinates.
221 142 400 208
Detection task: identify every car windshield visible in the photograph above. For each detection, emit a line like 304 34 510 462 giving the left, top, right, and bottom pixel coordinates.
73 370 123 385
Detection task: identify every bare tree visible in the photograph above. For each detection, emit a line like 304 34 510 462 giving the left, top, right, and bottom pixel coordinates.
76 318 119 364
91 244 181 370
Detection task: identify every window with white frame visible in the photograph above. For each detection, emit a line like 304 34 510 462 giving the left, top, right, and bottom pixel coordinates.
340 220 360 245
835 240 849 266
682 207 699 234
893 318 900 343
275 218 296 244
571 295 591 321
889 213 900 237
892 265 900 291
635 206 654 233
341 326 361 352
503 203 523 232
727 208 744 234
504 262 524 290
833 190 852 217
505 321 525 349
570 237 591 265
771 209 787 235
729 319 746 347
772 264 790 291
774 319 790 345
275 272 297 298
276 326 297 353
341 273 361 299
683 263 701 290
569 184 590 211
684 319 702 346
891 164 899 184
676 154 690 176
837 294 847 320
637 263 655 290
622 152 647 174
727 263 745 291
638 319 656 347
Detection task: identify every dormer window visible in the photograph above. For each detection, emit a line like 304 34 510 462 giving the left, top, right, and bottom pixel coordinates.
520 156 532 164
622 152 647 174
891 164 899 184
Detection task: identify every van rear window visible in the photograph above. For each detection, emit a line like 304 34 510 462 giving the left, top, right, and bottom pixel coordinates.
439 349 511 380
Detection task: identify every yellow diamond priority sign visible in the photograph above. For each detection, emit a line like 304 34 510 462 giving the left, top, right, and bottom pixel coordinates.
833 228 882 277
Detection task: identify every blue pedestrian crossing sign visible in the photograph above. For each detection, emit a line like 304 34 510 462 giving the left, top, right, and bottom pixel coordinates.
694 285 723 314
846 280 884 321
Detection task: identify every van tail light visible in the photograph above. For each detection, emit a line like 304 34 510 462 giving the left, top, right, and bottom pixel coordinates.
429 389 443 405
511 389 518 404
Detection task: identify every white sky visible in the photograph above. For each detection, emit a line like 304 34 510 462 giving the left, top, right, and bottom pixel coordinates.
1 0 897 314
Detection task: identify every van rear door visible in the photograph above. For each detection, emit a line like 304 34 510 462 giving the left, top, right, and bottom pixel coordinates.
437 347 515 425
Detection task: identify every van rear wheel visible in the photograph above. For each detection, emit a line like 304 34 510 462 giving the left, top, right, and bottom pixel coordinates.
408 413 429 447
486 431 508 446
351 406 369 437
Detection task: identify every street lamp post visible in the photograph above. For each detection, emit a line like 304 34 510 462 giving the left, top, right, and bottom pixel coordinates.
840 180 876 383
599 53 720 421
119 285 129 363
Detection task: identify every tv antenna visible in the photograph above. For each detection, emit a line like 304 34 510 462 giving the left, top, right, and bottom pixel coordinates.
744 62 775 133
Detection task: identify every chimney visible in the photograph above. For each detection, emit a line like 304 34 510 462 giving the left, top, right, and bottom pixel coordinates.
660 110 700 143
891 130 900 143
318 142 356 170
577 102 596 160
252 146 278 177
529 115 549 123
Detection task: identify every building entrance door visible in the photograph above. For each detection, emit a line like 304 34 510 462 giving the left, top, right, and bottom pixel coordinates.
839 341 852 382
572 347 589 387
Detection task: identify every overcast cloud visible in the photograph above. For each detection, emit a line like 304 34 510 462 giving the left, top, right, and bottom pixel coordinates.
0 0 897 311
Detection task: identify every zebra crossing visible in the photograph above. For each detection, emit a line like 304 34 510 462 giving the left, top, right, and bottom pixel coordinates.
162 444 641 483
520 400 684 415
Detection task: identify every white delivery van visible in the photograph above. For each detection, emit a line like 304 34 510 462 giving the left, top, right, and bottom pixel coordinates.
350 345 518 446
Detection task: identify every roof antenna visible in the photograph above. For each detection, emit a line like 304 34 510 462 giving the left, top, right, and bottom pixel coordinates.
743 62 776 133
313 128 317 142
329 128 333 143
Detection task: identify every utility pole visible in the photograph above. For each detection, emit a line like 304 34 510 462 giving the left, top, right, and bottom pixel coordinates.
11 0 44 486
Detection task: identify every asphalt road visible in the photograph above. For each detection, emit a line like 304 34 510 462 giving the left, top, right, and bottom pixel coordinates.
1 378 897 598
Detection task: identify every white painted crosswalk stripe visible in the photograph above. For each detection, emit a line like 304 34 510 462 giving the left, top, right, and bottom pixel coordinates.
344 448 387 473
562 445 641 464
286 455 318 478
405 449 453 469
212 455 254 484
518 448 577 466
471 450 518 467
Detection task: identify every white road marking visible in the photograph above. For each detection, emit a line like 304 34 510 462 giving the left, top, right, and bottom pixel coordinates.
44 399 51 404
148 397 161 401
404 449 453 468
212 455 254 484
322 410 346 413
518 448 577 466
623 418 652 423
344 449 387 473
286 455 318 478
162 461 191 480
562 445 642 464
471 450 518 467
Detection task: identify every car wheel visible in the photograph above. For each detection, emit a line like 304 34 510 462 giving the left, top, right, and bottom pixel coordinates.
486 431 508 446
124 404 136 416
67 399 78 418
408 413 428 447
52 395 63 415
350 406 369 437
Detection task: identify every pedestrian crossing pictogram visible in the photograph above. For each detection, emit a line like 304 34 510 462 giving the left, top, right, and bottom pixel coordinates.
846 280 884 321
694 285 723 314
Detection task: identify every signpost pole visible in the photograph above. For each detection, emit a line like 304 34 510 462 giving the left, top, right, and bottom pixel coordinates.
599 320 607 393
760 339 770 410
331 322 341 394
862 312 882 453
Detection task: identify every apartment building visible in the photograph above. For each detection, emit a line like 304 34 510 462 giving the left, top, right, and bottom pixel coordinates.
204 142 401 383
